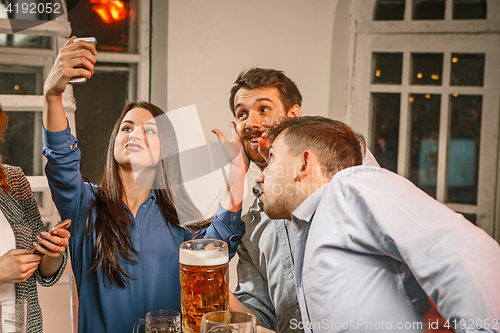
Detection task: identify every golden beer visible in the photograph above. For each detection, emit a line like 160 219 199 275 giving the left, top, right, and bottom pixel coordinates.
179 239 229 333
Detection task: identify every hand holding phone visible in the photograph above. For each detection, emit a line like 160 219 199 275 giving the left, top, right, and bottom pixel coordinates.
68 37 97 84
31 219 71 254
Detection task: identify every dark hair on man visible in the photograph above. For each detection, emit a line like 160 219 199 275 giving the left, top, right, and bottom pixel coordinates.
267 116 366 176
229 68 302 116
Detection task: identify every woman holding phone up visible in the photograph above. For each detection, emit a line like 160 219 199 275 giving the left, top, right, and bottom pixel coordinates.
42 37 244 333
0 105 69 333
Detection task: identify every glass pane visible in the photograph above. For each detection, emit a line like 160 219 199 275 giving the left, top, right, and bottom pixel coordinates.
0 0 61 20
374 0 405 20
410 53 443 86
68 0 138 53
462 213 477 225
0 34 52 49
0 111 42 176
73 64 132 183
447 94 482 205
450 53 485 87
372 93 400 173
413 0 445 20
372 53 403 84
409 93 441 198
0 65 44 95
453 0 487 19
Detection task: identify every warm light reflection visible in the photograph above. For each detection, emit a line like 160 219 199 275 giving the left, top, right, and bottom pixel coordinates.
14 85 19 90
91 0 127 24
431 74 439 80
409 97 415 102
453 93 458 97
375 70 381 77
452 57 458 63
417 73 423 79
425 94 431 99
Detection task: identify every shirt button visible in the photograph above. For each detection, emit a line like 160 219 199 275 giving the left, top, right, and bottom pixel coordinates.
231 215 237 221
295 309 300 315
282 240 287 246
289 273 294 279
66 139 70 143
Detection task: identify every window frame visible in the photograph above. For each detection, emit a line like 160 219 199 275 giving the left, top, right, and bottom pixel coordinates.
348 0 500 239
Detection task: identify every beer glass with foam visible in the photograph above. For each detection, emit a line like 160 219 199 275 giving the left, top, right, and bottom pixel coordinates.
179 239 229 333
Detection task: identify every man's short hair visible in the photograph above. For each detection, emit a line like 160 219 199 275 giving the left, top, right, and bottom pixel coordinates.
268 116 366 176
229 68 302 116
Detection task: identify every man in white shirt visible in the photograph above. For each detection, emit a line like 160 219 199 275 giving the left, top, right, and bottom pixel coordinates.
255 115 500 333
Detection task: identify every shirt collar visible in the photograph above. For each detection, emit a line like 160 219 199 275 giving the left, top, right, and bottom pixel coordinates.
149 189 157 202
292 183 328 223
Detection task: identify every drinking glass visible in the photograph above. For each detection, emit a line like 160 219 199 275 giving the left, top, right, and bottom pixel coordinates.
179 239 229 333
132 309 181 333
0 299 28 333
200 311 256 333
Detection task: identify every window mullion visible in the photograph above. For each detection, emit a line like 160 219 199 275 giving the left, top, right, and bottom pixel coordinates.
398 50 411 177
436 51 452 203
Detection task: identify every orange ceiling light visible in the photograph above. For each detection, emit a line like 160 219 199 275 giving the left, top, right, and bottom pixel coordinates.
91 0 127 24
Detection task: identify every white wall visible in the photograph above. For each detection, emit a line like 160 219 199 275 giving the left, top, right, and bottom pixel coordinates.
154 0 337 141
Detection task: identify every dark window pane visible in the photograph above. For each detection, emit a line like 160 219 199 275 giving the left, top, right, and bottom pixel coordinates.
413 0 445 20
409 93 441 198
450 53 485 87
73 64 131 183
447 94 482 205
372 53 403 84
0 111 42 176
0 34 52 49
462 213 477 225
68 0 138 53
372 93 400 173
453 0 487 19
374 0 405 20
0 65 43 95
410 53 443 86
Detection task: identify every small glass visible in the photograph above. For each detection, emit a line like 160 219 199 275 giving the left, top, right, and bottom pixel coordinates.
179 239 229 333
0 299 28 333
200 311 256 333
133 309 181 333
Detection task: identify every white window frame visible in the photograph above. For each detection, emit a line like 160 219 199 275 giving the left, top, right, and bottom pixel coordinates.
347 0 500 240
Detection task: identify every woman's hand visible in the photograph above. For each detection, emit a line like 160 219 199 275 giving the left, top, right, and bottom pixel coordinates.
35 221 71 279
0 249 42 284
43 36 97 99
33 226 70 258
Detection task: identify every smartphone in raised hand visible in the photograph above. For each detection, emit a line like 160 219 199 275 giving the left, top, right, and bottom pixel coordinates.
30 219 71 254
68 37 97 84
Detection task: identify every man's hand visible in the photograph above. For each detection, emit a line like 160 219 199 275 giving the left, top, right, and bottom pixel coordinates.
212 121 250 171
0 249 42 284
212 122 250 212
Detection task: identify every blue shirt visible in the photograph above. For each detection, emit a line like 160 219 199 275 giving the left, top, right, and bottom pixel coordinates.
42 124 244 333
293 166 500 333
232 149 380 333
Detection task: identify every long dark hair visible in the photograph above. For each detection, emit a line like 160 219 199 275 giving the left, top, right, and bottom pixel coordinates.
89 102 208 287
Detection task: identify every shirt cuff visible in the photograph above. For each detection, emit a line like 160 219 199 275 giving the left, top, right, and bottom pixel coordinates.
215 203 242 229
42 120 76 147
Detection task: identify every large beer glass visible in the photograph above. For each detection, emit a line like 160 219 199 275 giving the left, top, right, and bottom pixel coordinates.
179 239 229 333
